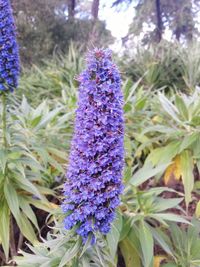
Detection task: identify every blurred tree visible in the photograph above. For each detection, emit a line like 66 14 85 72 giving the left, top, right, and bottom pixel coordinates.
11 0 63 64
90 0 100 44
155 0 162 42
91 0 100 19
113 0 199 44
68 0 76 20
11 0 113 65
163 0 194 41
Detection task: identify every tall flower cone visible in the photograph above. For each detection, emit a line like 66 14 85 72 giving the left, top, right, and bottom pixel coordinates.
62 48 124 243
0 0 20 92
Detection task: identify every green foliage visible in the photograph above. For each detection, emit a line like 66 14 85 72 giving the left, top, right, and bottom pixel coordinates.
2 43 200 267
15 225 113 267
17 44 81 106
114 0 199 44
120 42 200 92
161 220 200 267
12 0 113 65
0 95 72 263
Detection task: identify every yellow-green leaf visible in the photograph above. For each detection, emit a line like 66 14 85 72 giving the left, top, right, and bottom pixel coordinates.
0 202 10 261
195 201 200 218
139 221 153 267
180 150 194 208
119 238 141 267
164 155 181 186
18 212 37 244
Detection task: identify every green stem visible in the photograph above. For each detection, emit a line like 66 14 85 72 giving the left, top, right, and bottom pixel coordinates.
2 93 8 149
10 216 17 258
136 190 144 212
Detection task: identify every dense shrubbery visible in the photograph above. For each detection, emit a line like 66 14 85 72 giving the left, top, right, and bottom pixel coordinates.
1 43 200 267
11 0 114 65
120 42 200 92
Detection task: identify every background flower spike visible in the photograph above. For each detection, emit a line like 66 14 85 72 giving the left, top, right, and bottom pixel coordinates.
0 0 20 92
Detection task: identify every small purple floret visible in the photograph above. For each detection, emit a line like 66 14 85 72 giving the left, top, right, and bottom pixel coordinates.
62 48 124 243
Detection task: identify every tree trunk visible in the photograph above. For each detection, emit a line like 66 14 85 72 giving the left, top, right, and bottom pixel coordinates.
88 0 100 46
175 27 181 41
68 0 76 20
91 0 100 20
155 0 162 42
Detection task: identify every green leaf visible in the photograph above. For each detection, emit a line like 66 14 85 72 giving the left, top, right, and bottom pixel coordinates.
57 111 74 126
195 201 200 218
147 142 180 166
162 263 178 267
0 202 10 261
4 180 20 220
34 107 62 130
107 211 123 259
130 163 170 186
175 95 188 120
58 239 82 267
119 216 132 241
138 221 153 267
127 225 141 256
18 156 43 170
47 147 67 161
124 166 133 183
124 77 142 103
79 235 93 258
36 185 55 196
21 95 30 116
151 213 189 224
30 115 42 128
14 172 45 200
119 238 141 267
180 150 194 208
124 102 132 112
28 198 52 213
0 149 8 174
145 187 182 197
18 212 37 244
158 93 181 123
32 100 47 118
150 227 174 257
179 133 198 153
135 97 147 110
47 154 65 173
123 79 135 101
154 198 183 212
19 196 39 231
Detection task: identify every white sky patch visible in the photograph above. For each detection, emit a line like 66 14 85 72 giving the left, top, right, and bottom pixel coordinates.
98 1 197 51
99 1 135 52
99 1 135 39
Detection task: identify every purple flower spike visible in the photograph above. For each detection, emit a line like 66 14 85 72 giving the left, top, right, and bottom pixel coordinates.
62 48 124 243
0 0 20 91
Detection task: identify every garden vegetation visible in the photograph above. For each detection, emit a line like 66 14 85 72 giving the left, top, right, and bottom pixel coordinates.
0 1 200 267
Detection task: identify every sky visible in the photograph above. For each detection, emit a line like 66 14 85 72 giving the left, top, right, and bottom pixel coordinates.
99 1 135 50
98 1 175 51
99 1 135 38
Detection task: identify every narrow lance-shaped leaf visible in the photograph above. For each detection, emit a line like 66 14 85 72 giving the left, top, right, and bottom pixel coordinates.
138 220 153 267
180 150 194 209
0 202 10 261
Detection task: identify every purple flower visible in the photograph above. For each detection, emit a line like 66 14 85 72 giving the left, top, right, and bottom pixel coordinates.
0 0 20 91
62 48 124 243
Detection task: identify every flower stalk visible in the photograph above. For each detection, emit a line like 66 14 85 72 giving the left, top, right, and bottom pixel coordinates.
62 48 124 243
0 0 20 262
2 93 7 149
